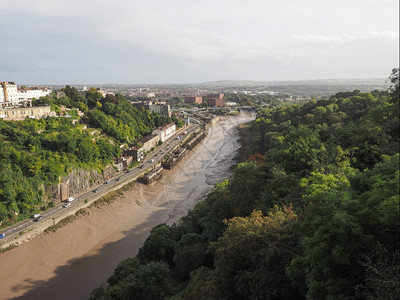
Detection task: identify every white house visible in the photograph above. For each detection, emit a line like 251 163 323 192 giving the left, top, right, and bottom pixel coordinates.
152 123 176 142
1 81 52 108
18 87 52 101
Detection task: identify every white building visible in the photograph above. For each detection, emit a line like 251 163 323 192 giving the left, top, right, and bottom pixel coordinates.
0 82 19 105
1 81 52 108
152 123 176 142
18 87 52 101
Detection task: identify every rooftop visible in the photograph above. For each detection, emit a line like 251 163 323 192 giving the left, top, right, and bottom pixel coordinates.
139 134 158 143
157 122 175 130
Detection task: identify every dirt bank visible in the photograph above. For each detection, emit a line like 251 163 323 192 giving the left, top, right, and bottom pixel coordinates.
235 120 253 163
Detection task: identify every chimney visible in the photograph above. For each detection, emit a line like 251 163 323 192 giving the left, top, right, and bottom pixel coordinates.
1 82 9 102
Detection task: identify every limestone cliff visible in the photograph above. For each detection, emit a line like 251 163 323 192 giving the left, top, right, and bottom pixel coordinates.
48 166 118 202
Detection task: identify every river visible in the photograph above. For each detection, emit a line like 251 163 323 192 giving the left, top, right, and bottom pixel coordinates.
0 112 255 300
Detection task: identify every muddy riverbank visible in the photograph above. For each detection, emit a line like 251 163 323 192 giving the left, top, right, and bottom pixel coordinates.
0 112 255 300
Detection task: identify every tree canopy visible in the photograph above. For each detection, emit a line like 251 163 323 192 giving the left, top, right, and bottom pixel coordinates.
93 69 399 299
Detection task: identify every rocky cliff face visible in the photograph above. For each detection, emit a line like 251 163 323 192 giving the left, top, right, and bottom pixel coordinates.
48 166 118 202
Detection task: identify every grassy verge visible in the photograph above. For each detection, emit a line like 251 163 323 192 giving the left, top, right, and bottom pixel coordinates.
89 181 137 208
0 243 18 254
44 215 78 234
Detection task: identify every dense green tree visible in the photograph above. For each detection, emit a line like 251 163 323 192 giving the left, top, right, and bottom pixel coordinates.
86 88 104 108
104 261 174 300
214 208 302 299
137 224 176 265
107 258 141 286
356 245 400 299
289 170 366 299
63 85 87 104
352 154 400 247
172 233 209 281
272 126 327 173
174 267 222 299
388 67 399 103
228 162 267 215
0 203 9 222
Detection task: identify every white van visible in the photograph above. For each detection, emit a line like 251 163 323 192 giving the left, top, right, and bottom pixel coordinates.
67 197 75 202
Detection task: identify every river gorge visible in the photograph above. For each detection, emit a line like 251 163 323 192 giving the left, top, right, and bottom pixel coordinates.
0 112 255 300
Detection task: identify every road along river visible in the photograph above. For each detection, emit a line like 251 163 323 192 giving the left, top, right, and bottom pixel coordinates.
0 112 255 300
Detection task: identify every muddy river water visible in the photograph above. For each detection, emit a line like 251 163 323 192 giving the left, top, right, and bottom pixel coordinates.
0 112 254 300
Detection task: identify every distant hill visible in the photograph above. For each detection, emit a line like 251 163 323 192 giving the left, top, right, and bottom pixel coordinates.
41 78 389 98
199 78 388 87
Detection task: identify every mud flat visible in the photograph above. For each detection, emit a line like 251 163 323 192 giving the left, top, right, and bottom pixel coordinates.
0 112 255 300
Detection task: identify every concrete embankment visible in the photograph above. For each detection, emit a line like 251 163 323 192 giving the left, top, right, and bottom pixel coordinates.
141 164 163 184
184 131 206 150
163 130 206 170
194 113 219 124
142 130 206 182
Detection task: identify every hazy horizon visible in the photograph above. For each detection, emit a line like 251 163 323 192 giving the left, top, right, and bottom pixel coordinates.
23 77 389 88
1 0 398 85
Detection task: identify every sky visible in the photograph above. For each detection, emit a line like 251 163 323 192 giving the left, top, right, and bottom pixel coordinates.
0 0 398 84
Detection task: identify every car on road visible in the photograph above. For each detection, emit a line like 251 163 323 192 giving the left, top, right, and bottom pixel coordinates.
116 177 121 181
34 216 43 222
33 214 41 218
93 188 99 193
150 159 155 163
67 196 75 202
0 233 5 239
105 180 110 184
63 203 71 208
126 170 131 173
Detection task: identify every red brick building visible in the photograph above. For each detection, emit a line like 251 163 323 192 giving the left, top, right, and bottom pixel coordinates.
207 94 225 107
184 96 203 104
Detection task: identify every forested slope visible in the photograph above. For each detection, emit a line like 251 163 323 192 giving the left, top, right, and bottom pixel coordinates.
0 86 179 228
92 69 399 300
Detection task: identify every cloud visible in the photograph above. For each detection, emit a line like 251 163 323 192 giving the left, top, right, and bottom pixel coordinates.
294 31 399 44
0 0 398 83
